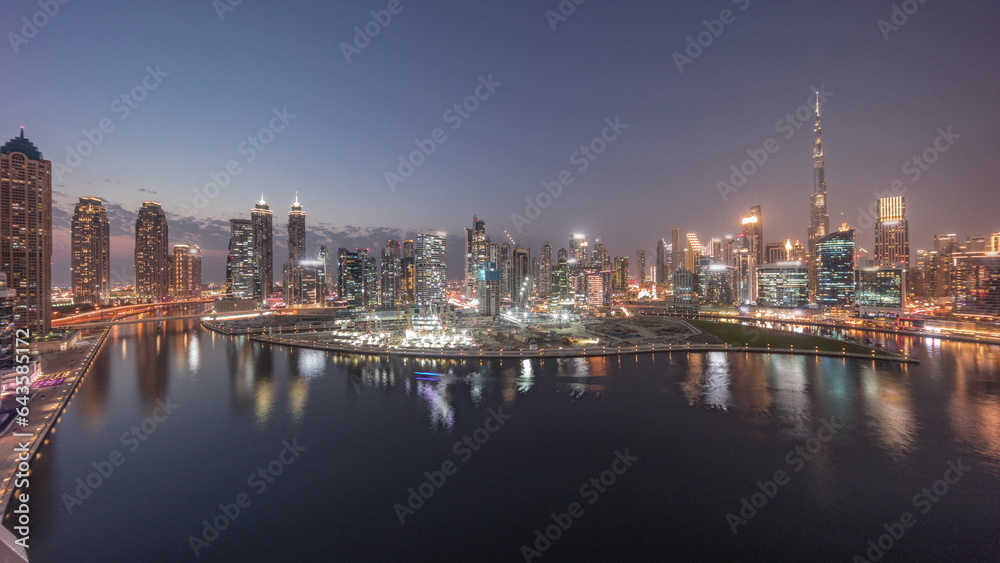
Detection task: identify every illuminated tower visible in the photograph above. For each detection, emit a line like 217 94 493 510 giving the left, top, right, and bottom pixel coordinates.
742 205 763 266
287 193 306 262
415 231 447 309
71 197 110 305
874 196 909 268
251 194 273 298
1 128 52 332
807 94 830 298
135 201 170 303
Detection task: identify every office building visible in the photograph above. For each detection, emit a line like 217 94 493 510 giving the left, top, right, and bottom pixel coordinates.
874 196 909 268
227 219 256 298
756 262 809 308
815 229 856 308
698 262 736 306
857 267 906 318
477 262 502 317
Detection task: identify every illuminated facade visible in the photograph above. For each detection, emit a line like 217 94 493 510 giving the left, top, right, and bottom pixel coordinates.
874 196 909 268
856 266 905 317
381 240 401 309
477 262 502 317
226 219 256 298
170 244 202 298
698 262 736 306
1 128 52 332
415 231 447 308
742 205 763 266
816 229 856 308
635 249 646 284
756 262 809 308
807 96 830 298
570 234 589 267
465 215 487 298
250 196 273 298
135 201 170 303
613 257 629 292
951 252 1000 316
71 197 110 305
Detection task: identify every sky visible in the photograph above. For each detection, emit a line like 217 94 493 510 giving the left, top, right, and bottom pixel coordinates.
3 0 998 285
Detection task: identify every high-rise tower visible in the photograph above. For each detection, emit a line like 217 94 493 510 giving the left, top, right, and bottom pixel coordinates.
874 196 909 268
251 194 274 298
807 95 830 298
135 201 170 302
71 197 111 305
288 193 306 262
1 128 52 332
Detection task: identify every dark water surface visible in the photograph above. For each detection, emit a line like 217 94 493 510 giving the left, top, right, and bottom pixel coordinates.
24 318 1000 561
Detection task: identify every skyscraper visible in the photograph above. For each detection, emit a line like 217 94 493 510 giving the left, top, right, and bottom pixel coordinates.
1 128 52 332
807 95 830 298
635 249 646 284
415 231 447 308
71 197 110 305
284 194 306 305
465 215 487 298
815 229 856 308
135 201 169 303
251 195 274 298
512 247 531 308
612 257 629 292
570 234 589 267
539 241 553 298
742 205 763 266
170 244 202 298
655 239 668 283
671 228 684 278
874 196 910 268
401 239 415 304
226 219 256 298
381 240 401 309
287 193 306 262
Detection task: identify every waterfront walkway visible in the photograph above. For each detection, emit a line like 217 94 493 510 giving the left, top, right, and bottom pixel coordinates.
0 329 110 562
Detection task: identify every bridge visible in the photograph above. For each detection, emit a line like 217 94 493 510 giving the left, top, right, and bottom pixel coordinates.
51 299 217 329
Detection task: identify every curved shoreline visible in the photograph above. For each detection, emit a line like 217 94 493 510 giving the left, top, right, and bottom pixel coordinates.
200 321 917 363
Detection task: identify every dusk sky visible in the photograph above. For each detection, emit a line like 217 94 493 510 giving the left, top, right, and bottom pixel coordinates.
4 0 998 284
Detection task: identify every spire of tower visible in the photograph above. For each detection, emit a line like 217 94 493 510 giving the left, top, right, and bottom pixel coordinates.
293 191 300 207
259 191 266 205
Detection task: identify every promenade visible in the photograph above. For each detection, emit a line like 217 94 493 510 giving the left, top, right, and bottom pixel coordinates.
0 329 110 562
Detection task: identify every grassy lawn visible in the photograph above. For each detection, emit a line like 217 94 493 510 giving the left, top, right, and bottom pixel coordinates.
686 319 892 356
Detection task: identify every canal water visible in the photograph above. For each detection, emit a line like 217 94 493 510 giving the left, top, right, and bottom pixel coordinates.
24 316 1000 561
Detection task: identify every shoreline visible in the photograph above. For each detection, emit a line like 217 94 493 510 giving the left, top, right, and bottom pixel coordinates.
0 328 111 561
228 329 919 364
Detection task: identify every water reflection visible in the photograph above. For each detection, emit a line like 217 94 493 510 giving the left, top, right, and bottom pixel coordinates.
859 363 917 458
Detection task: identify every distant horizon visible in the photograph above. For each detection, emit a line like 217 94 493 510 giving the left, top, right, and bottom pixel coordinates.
6 1 997 285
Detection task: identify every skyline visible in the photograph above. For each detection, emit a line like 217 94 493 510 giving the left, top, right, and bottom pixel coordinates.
5 1 999 284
